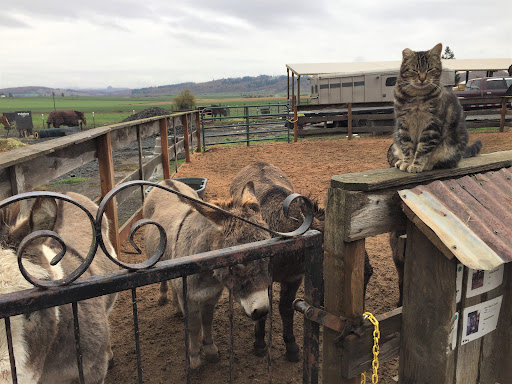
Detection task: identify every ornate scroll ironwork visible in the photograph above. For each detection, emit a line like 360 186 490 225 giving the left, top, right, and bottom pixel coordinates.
0 180 314 289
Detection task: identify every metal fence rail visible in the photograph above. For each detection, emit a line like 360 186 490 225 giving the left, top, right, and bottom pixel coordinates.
200 103 292 150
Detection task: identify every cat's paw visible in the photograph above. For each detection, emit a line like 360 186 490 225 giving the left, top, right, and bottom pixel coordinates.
407 164 424 173
395 159 410 172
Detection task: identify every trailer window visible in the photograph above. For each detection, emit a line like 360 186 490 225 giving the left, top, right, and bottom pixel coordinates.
354 81 365 87
342 82 352 88
330 83 341 88
385 77 397 86
315 85 318 93
320 84 329 90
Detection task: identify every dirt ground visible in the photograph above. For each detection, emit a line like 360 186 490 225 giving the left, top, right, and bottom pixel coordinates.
105 131 512 384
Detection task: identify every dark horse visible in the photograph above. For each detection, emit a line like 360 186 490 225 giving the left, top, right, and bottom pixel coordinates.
0 115 10 129
47 110 87 128
230 162 373 361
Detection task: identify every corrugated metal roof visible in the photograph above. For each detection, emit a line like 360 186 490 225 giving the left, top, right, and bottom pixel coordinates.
399 168 512 270
286 58 512 76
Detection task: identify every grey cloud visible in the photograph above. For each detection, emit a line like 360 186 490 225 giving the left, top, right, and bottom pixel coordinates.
2 0 155 24
0 14 30 28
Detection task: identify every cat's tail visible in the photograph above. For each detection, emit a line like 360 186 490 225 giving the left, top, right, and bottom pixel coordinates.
463 139 482 158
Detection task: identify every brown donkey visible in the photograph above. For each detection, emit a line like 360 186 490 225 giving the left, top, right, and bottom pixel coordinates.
230 162 374 361
143 179 271 370
0 192 117 383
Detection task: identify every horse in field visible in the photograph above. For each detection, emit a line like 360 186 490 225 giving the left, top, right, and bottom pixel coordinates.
230 162 374 361
0 116 10 128
143 179 271 370
0 192 117 383
47 110 87 128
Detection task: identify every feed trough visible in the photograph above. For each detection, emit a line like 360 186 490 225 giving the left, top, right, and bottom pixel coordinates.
145 177 207 199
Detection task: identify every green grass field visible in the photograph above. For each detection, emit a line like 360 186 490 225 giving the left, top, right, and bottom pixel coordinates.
0 95 305 129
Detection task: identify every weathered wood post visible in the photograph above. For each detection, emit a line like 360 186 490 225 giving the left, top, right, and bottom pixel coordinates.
347 103 353 140
195 111 201 152
499 96 509 133
159 117 171 179
398 169 512 383
322 151 512 384
97 132 121 256
181 114 190 163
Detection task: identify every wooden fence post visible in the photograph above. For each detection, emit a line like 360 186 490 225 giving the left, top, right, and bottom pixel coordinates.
323 186 365 384
181 115 191 163
195 111 202 152
293 103 298 143
348 103 353 140
97 132 121 257
499 97 507 133
159 118 171 179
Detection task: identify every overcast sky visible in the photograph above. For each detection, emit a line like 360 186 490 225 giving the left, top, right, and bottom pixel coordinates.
1 0 511 89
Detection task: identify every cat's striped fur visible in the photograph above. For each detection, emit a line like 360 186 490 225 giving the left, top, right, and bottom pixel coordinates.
390 43 482 173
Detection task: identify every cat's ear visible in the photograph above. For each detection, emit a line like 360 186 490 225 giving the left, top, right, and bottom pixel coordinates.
402 48 414 59
430 43 443 58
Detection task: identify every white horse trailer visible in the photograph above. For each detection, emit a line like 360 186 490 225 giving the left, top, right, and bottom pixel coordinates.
309 68 455 105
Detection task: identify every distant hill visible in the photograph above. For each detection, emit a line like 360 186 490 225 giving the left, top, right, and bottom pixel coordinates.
0 75 310 97
131 75 308 96
0 86 131 97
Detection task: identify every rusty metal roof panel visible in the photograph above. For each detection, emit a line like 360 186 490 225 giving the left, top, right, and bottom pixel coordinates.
399 167 512 270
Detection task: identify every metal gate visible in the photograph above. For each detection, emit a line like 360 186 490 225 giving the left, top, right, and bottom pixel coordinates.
199 103 292 150
0 181 323 384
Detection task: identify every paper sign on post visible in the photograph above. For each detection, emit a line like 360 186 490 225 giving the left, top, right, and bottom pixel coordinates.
461 296 503 345
466 265 504 298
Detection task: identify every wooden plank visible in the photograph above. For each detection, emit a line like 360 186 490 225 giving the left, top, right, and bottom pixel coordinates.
399 221 457 384
159 118 171 179
294 104 298 142
9 164 24 195
494 262 511 383
341 189 407 241
195 112 201 152
341 307 402 378
401 204 455 261
455 266 481 384
97 132 121 257
500 97 507 132
323 187 366 384
331 151 512 192
0 168 12 199
109 120 160 152
347 103 352 140
181 115 190 163
0 114 195 171
118 207 143 247
478 264 510 383
21 140 97 192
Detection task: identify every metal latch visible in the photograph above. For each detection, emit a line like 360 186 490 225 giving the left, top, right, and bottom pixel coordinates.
293 298 360 340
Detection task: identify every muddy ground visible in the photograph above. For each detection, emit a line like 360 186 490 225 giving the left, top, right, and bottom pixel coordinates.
92 132 510 384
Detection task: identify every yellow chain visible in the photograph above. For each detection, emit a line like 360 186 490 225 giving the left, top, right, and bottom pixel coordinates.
360 312 380 384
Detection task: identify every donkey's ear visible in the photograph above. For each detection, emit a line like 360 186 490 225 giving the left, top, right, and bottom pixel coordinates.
240 181 260 213
30 198 58 232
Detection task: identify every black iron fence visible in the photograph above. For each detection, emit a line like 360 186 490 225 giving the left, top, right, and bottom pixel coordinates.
0 181 323 384
199 103 293 150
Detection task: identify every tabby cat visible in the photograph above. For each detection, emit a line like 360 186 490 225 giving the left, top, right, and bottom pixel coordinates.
389 43 482 173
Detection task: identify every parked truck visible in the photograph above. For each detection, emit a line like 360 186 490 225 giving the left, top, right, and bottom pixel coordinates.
454 77 512 98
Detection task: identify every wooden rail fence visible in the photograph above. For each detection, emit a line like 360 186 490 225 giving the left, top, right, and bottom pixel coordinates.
0 111 201 256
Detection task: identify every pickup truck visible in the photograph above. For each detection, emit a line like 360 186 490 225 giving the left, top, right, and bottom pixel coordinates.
454 77 512 98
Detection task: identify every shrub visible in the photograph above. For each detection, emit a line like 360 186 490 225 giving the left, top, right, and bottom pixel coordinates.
173 89 196 111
